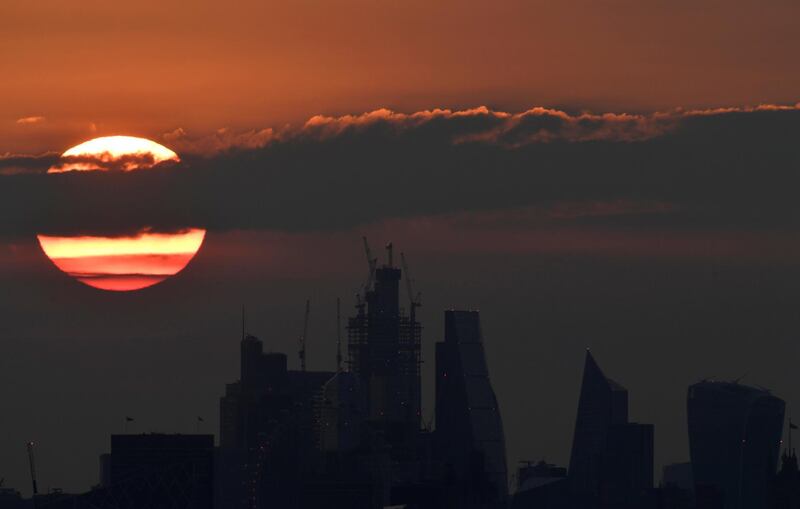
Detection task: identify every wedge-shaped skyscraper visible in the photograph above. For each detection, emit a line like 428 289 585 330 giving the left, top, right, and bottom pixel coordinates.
568 350 654 508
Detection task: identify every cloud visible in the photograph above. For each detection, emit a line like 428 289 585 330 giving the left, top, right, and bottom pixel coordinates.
163 102 800 155
162 126 275 155
48 153 175 173
0 103 798 241
16 116 46 125
0 152 60 175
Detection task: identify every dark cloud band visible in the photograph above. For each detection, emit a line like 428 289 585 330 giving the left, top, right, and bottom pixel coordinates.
0 105 798 238
0 152 60 175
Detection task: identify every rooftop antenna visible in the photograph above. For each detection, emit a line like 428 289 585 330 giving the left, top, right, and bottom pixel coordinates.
27 441 38 508
241 305 246 340
386 242 393 268
336 297 343 372
299 299 310 371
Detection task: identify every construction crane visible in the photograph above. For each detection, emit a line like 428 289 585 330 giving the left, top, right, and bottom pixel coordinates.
400 252 422 322
362 236 377 295
336 297 343 372
299 299 310 371
26 441 38 507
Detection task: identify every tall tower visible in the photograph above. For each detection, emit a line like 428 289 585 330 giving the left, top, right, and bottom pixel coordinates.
220 326 335 509
568 350 654 507
688 380 785 509
347 245 421 454
569 351 629 497
435 310 508 508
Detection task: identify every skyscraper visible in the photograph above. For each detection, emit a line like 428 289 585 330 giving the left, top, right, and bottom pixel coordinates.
435 310 508 508
605 422 654 507
316 371 365 454
347 249 421 457
218 333 334 509
569 351 629 498
687 380 785 509
568 350 654 508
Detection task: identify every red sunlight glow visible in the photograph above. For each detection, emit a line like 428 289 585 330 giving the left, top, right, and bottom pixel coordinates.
37 136 205 291
38 229 206 291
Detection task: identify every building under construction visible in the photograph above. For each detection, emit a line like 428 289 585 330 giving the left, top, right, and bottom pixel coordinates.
347 241 422 462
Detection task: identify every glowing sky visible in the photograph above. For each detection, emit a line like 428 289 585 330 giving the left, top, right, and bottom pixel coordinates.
2 0 800 497
3 0 800 153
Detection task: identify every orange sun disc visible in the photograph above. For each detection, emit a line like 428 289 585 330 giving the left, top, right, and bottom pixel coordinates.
49 135 180 173
37 136 205 291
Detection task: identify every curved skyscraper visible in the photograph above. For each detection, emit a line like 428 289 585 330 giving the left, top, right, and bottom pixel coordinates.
687 380 785 509
435 310 508 508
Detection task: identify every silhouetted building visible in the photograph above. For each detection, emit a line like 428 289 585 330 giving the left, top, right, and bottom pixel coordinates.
663 462 693 493
517 461 568 490
512 461 570 509
569 351 628 499
15 434 213 509
0 487 26 509
316 371 365 453
347 248 422 487
687 380 785 509
435 310 508 508
214 244 519 508
568 350 654 508
348 259 421 448
101 433 214 509
605 422 654 507
770 450 800 509
218 333 335 509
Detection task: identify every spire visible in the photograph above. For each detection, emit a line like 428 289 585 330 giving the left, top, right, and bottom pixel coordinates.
582 349 626 393
241 305 246 340
582 349 604 386
336 297 343 372
299 299 310 372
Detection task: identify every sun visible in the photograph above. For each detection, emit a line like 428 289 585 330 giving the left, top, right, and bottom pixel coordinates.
49 135 180 173
37 136 205 291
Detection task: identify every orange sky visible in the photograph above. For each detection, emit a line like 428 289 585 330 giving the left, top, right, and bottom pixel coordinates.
4 0 800 495
2 0 799 153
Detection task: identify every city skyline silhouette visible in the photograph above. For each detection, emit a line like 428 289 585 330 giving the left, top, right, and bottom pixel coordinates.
3 1 800 508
